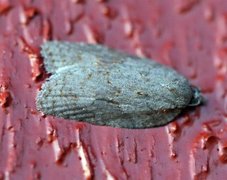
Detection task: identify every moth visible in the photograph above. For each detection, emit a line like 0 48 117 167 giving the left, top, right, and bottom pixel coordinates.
36 41 202 129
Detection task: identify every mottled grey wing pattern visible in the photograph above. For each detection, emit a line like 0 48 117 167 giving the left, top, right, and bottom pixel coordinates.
36 42 197 128
41 41 128 74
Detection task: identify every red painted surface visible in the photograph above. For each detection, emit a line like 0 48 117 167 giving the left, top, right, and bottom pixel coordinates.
0 0 227 179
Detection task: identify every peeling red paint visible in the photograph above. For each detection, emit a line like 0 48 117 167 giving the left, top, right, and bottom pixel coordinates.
0 0 227 179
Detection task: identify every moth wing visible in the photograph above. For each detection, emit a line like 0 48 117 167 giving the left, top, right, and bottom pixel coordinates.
41 41 127 73
37 58 193 128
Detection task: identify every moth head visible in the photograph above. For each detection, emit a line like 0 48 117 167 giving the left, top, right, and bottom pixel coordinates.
188 86 203 106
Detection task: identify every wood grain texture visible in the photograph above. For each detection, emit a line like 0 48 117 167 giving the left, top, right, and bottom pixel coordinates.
0 0 227 179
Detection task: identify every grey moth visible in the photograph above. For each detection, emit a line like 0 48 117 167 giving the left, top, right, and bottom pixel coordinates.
36 41 202 129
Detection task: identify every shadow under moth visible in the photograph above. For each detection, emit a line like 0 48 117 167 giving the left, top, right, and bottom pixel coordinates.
36 41 202 129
